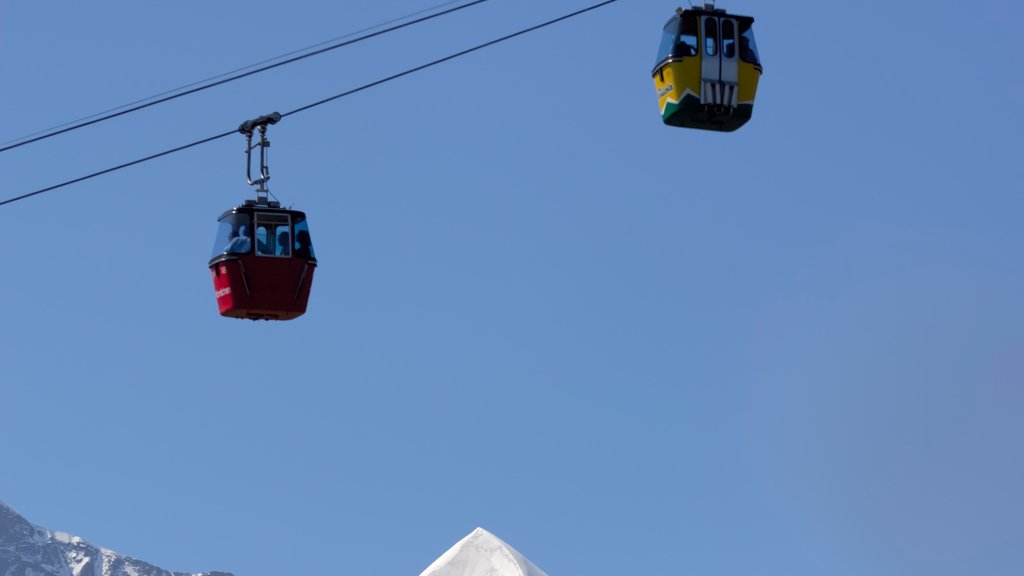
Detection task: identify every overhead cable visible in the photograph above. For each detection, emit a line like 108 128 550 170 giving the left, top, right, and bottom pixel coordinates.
0 0 491 155
0 0 621 208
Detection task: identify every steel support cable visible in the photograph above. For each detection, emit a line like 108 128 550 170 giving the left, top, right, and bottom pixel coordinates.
0 0 491 155
0 131 237 207
0 0 475 150
282 0 619 118
0 0 621 208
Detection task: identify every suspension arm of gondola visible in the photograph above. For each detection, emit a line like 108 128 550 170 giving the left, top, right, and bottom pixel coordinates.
243 129 270 188
240 112 281 202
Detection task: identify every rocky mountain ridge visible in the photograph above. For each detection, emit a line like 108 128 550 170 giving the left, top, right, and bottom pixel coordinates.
0 500 231 576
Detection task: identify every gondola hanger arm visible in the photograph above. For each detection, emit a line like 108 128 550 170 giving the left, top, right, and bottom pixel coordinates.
239 112 282 203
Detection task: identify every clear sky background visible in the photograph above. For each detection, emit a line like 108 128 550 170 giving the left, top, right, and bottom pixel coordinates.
1 1 1022 575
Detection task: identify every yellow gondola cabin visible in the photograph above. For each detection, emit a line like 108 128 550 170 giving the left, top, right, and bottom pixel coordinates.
653 2 762 131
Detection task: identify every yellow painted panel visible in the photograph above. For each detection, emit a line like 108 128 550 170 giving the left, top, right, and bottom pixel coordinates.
737 62 761 104
654 58 702 112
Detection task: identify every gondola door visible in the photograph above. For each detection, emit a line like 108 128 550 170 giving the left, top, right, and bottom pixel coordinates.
719 17 739 107
700 15 720 106
700 15 740 108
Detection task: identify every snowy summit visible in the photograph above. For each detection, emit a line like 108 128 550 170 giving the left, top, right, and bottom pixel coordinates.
419 528 548 576
0 500 231 576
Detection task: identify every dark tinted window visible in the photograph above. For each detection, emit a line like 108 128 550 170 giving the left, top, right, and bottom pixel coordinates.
255 212 291 257
212 212 252 257
722 20 736 59
293 218 315 260
655 16 680 67
739 21 761 66
655 14 701 67
704 18 718 56
675 15 698 58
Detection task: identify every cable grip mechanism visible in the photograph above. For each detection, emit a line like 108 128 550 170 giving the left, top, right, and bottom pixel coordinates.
239 112 282 205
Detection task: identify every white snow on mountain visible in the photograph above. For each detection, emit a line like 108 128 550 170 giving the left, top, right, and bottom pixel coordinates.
420 528 548 576
4 500 550 576
0 500 231 576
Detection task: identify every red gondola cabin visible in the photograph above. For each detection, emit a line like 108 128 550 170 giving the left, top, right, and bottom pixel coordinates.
209 200 316 320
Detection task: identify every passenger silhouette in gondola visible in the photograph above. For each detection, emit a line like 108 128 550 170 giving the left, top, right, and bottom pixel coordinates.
295 230 313 260
256 226 273 255
740 36 757 63
226 225 251 254
277 231 291 256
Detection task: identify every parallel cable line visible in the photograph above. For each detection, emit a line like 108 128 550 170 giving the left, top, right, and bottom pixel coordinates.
0 0 491 155
0 0 475 150
283 0 618 118
0 131 236 207
0 0 621 208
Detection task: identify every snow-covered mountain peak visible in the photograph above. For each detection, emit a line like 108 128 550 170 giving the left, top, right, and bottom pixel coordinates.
419 527 549 576
0 499 232 576
51 532 86 546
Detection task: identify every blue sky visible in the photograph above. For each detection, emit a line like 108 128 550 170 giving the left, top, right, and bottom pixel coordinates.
1 1 1022 575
